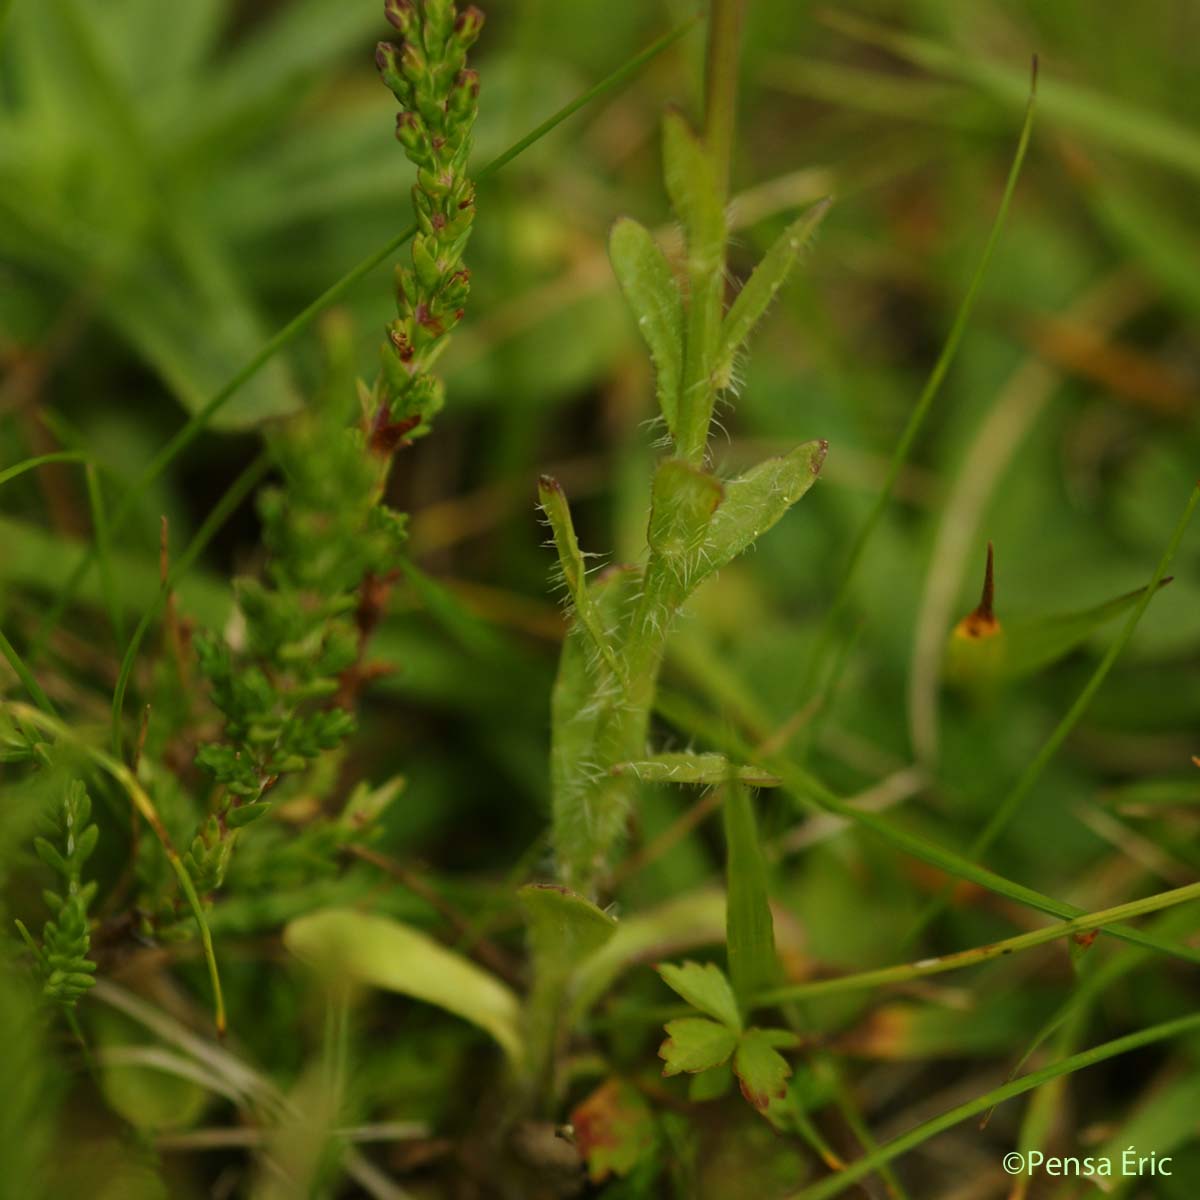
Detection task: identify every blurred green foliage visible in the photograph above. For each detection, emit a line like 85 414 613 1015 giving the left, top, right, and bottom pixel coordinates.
2 0 1200 1196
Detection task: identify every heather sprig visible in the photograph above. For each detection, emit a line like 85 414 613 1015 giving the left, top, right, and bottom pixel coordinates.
184 387 404 894
15 781 98 1008
183 0 484 897
373 0 484 444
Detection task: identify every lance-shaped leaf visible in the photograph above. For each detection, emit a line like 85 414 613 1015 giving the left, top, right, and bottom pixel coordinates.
539 475 624 679
612 752 779 787
662 109 725 266
733 1028 800 1112
659 1017 739 1076
714 199 832 389
609 217 684 436
658 960 741 1031
698 440 827 585
283 908 523 1064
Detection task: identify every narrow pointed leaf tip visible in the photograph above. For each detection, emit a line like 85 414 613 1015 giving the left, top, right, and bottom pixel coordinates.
715 198 832 388
700 439 827 584
956 541 1000 639
538 474 625 679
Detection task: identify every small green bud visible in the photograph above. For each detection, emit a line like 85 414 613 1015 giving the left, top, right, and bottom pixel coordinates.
384 0 417 36
446 68 480 125
453 5 486 51
395 110 430 162
375 40 407 100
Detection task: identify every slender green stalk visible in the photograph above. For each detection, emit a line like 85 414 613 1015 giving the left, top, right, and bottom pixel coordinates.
29 15 700 656
786 1012 1200 1200
723 777 778 1004
109 453 271 757
754 879 1200 1008
0 451 87 489
801 56 1038 695
903 482 1200 946
83 464 124 648
0 627 57 715
703 0 747 206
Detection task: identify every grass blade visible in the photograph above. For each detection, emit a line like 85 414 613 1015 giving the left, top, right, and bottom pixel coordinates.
0 627 57 715
824 10 1200 183
83 463 125 649
786 1012 1200 1200
803 56 1038 692
754 880 1200 1008
0 451 87 489
723 776 779 1004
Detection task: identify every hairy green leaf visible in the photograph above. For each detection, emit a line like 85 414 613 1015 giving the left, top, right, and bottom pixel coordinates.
714 199 831 388
612 752 779 787
609 217 684 436
699 440 827 584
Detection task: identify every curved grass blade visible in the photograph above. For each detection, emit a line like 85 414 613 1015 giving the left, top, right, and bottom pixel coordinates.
824 10 1200 183
786 1012 1200 1200
0 451 87 489
754 879 1200 1008
802 57 1038 694
0 627 57 715
31 15 702 654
